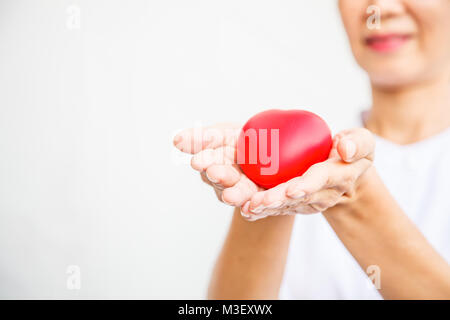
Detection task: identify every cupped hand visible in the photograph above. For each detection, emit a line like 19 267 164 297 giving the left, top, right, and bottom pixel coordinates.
241 128 376 221
173 123 263 207
174 124 375 222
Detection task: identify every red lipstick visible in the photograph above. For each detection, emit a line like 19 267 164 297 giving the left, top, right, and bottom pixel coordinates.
365 34 412 53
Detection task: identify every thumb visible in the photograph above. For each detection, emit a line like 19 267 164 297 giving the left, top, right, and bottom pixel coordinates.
336 128 375 162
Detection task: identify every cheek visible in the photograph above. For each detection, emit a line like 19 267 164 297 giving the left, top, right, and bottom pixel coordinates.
339 1 367 50
413 4 450 67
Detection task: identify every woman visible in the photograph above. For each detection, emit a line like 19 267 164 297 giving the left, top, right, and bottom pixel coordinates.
174 0 450 299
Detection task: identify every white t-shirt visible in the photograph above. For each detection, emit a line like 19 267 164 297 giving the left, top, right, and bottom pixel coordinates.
279 122 450 300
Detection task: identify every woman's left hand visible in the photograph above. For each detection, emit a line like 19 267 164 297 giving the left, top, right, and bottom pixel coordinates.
241 128 376 221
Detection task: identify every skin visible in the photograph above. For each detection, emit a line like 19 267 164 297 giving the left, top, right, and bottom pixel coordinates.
174 0 450 299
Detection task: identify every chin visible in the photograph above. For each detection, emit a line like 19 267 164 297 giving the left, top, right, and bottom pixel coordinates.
361 59 425 89
369 74 419 90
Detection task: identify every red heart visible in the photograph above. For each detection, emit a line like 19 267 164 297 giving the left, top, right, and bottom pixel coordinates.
237 109 332 189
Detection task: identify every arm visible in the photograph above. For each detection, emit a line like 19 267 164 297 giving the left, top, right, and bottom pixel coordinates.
175 124 450 299
208 208 294 299
173 124 295 299
242 128 450 299
323 166 450 300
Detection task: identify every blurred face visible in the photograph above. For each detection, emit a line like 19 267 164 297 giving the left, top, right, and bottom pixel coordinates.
339 0 450 88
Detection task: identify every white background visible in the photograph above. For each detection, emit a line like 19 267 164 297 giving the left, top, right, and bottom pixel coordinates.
0 0 370 298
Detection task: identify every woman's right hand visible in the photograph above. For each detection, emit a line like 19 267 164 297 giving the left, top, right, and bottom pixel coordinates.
173 123 263 218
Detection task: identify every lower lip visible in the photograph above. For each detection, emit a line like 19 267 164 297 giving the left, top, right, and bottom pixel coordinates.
365 35 411 53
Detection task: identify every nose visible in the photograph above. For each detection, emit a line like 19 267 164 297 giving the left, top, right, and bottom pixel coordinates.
368 0 406 20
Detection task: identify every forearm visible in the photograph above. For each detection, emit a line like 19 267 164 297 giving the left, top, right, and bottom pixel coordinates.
208 207 295 299
323 167 450 299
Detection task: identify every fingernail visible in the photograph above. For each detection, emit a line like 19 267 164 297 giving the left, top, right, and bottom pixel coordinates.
251 205 265 214
221 194 232 206
246 215 260 222
241 208 252 219
343 140 356 160
206 171 219 184
174 135 182 144
287 190 305 199
241 210 250 219
267 200 283 209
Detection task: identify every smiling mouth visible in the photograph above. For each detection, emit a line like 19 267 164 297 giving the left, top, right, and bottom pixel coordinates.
365 34 413 53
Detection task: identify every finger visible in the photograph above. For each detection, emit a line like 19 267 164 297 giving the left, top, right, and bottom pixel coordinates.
285 161 332 199
240 201 252 219
200 172 213 187
287 156 373 200
174 124 241 154
252 203 297 218
201 172 225 201
336 128 375 162
205 164 241 188
173 129 212 154
249 183 290 214
222 175 259 207
244 213 269 222
201 171 225 196
247 191 266 214
191 146 235 172
290 204 320 215
241 202 268 222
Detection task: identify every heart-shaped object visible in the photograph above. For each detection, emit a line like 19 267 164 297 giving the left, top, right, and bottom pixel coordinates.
237 109 332 189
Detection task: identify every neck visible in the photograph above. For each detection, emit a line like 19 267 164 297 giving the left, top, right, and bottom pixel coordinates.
366 75 450 144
